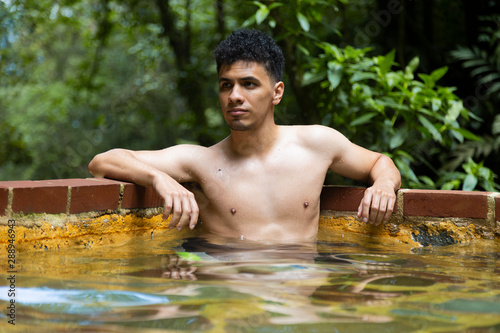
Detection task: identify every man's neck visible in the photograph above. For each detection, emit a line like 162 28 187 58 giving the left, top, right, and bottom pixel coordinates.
228 122 280 157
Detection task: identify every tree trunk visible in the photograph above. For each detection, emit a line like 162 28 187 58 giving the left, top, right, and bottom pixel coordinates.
155 0 212 146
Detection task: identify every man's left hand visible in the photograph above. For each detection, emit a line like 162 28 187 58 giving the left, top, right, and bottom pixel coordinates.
357 185 397 225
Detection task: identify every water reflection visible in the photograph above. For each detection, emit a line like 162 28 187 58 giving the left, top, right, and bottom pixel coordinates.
0 232 498 332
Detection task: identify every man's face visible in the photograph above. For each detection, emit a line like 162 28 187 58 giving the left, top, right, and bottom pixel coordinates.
218 61 283 131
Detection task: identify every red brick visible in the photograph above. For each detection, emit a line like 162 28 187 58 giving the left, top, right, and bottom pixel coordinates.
0 179 126 215
10 181 68 214
69 179 121 214
37 178 121 187
0 181 34 189
0 187 9 216
404 189 489 219
121 183 163 209
320 186 366 212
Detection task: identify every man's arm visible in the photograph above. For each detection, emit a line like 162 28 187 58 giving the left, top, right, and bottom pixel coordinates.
88 147 200 230
312 126 401 225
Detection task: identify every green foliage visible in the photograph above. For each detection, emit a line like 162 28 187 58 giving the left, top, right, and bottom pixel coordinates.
451 16 500 98
449 15 500 181
436 158 500 192
0 0 223 180
0 0 498 192
303 44 493 189
248 1 499 191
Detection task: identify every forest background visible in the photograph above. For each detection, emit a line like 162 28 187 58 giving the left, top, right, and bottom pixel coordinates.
1 0 499 191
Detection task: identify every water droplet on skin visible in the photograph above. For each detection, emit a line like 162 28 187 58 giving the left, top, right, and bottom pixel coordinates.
240 235 244 240
231 208 236 214
304 201 309 208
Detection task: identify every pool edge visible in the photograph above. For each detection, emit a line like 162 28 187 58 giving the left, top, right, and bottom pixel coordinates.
0 179 498 252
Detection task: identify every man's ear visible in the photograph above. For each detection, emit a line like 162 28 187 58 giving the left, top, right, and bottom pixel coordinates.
272 81 285 105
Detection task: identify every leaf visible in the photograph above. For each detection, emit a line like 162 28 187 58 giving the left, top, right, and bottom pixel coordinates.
390 130 406 150
478 166 491 180
255 6 270 24
441 180 460 190
431 98 442 112
405 57 420 75
430 66 448 82
492 115 500 136
486 82 500 95
349 112 377 126
418 115 442 142
327 63 343 90
297 43 310 56
252 1 266 8
445 101 462 123
320 43 343 60
463 59 488 68
476 72 500 86
297 12 310 32
268 2 284 10
350 72 378 83
419 176 435 187
470 65 494 77
242 15 256 27
463 174 478 191
302 71 326 86
376 98 409 111
417 73 433 87
395 159 419 184
378 49 395 75
462 157 476 174
449 129 464 143
451 127 481 141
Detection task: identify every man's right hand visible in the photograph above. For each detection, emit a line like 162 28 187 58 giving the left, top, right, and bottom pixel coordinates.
89 147 202 231
152 173 199 231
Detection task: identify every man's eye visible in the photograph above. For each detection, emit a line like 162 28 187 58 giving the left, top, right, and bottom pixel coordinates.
244 81 256 87
220 82 232 89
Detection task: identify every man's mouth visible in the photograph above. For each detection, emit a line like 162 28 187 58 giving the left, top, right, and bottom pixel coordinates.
227 108 247 116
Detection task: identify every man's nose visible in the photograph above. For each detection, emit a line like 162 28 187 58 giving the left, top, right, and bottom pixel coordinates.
228 85 244 103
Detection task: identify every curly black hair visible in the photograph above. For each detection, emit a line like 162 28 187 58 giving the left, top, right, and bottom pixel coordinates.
213 29 285 82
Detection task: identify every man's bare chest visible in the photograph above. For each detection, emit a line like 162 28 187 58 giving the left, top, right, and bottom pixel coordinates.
195 156 327 217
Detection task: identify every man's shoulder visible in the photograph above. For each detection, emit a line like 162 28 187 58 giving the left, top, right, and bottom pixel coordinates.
281 124 344 143
163 143 220 158
280 125 352 159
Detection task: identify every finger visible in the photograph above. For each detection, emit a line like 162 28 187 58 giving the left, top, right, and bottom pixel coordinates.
185 266 197 281
171 268 180 280
357 200 363 218
169 193 182 229
382 195 396 224
176 195 192 230
369 192 381 224
188 194 199 230
359 189 373 223
374 194 388 225
163 197 172 220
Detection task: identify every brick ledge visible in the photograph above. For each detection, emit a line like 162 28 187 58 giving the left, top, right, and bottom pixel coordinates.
0 179 498 224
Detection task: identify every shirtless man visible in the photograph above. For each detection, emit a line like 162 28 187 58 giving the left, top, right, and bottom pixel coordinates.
88 29 401 242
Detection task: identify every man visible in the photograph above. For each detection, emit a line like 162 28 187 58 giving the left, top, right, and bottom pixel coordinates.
88 29 401 241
